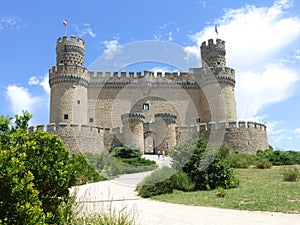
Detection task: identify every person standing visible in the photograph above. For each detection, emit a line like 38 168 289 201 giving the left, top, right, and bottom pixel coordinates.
157 150 161 159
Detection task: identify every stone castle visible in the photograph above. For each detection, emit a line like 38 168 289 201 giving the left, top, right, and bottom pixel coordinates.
31 35 268 154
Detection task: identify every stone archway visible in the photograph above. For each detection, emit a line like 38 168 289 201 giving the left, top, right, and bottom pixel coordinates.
144 131 156 154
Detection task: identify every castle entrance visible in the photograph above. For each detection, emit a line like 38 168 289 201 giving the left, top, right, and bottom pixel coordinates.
144 131 156 154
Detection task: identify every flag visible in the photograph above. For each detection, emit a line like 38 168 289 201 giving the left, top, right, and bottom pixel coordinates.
215 25 218 35
62 20 67 27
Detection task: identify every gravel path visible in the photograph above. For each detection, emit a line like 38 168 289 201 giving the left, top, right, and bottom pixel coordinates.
71 156 300 225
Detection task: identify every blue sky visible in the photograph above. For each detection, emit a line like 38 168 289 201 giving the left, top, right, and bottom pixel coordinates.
1 0 300 150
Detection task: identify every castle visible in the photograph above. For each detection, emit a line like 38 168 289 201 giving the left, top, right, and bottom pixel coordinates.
31 36 268 155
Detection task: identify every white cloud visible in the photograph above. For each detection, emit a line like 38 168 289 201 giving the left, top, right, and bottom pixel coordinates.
6 85 41 115
28 74 50 94
184 0 300 119
0 16 24 30
75 23 96 38
103 39 122 60
294 128 300 138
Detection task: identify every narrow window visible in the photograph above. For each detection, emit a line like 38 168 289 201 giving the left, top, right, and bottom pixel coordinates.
89 118 94 123
77 100 80 105
247 139 251 146
143 103 149 111
196 117 201 123
63 114 68 120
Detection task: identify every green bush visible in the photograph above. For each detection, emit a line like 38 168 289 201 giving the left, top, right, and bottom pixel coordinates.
171 137 239 190
121 158 157 174
136 167 175 198
256 158 272 169
228 153 258 168
71 153 104 185
170 170 195 191
257 149 300 166
110 145 142 158
0 112 76 225
282 167 300 182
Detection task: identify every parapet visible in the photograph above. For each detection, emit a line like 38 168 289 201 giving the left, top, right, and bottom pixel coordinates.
178 120 267 132
121 113 145 123
201 38 225 51
87 70 191 80
155 113 177 123
56 35 85 47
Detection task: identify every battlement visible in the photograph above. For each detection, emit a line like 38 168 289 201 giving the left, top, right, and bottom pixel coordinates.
87 70 191 80
49 65 87 75
179 120 267 132
30 123 100 133
121 113 145 123
155 113 177 123
201 38 225 51
56 35 85 47
211 67 235 77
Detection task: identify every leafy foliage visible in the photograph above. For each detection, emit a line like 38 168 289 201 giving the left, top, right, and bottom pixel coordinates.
110 145 142 158
255 157 272 169
0 112 75 224
257 149 300 166
171 137 239 190
228 153 258 168
282 167 300 182
136 167 175 198
170 170 195 192
71 153 104 185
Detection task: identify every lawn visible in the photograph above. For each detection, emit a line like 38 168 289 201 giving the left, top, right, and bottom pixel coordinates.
152 165 300 213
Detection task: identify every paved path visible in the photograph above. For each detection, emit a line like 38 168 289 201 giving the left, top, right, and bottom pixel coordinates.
71 156 300 225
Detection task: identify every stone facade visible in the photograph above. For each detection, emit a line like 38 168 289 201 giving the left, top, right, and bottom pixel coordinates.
46 36 269 154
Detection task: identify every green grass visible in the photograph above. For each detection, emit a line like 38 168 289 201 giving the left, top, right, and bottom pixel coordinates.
152 165 300 213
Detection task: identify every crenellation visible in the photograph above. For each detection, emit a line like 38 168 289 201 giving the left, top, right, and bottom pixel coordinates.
70 124 80 131
228 121 237 128
47 123 56 132
238 121 246 128
37 124 45 131
208 121 217 130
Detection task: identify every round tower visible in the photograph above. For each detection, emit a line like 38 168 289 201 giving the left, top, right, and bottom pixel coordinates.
121 113 145 152
49 36 88 125
200 39 237 122
154 113 177 155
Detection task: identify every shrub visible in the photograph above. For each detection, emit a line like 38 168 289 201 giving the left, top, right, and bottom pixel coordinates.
228 153 258 168
105 157 124 176
121 158 157 174
71 153 104 185
0 112 76 225
171 137 239 190
257 149 300 166
256 158 272 169
110 145 142 158
170 170 195 191
136 167 175 198
215 187 227 198
282 167 300 182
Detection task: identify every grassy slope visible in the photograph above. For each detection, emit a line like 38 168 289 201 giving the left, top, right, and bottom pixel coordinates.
152 165 300 213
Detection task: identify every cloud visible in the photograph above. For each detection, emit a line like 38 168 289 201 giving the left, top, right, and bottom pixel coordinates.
75 23 96 38
184 0 300 119
28 74 50 94
103 39 122 60
6 85 41 115
0 16 24 30
196 1 206 8
153 22 179 42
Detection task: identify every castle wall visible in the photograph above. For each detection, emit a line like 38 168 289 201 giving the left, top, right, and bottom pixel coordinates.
177 121 268 154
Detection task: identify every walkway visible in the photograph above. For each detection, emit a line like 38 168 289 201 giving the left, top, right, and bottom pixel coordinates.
71 155 300 225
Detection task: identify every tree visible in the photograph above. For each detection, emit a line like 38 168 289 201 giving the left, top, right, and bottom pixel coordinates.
0 111 76 224
171 137 239 190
